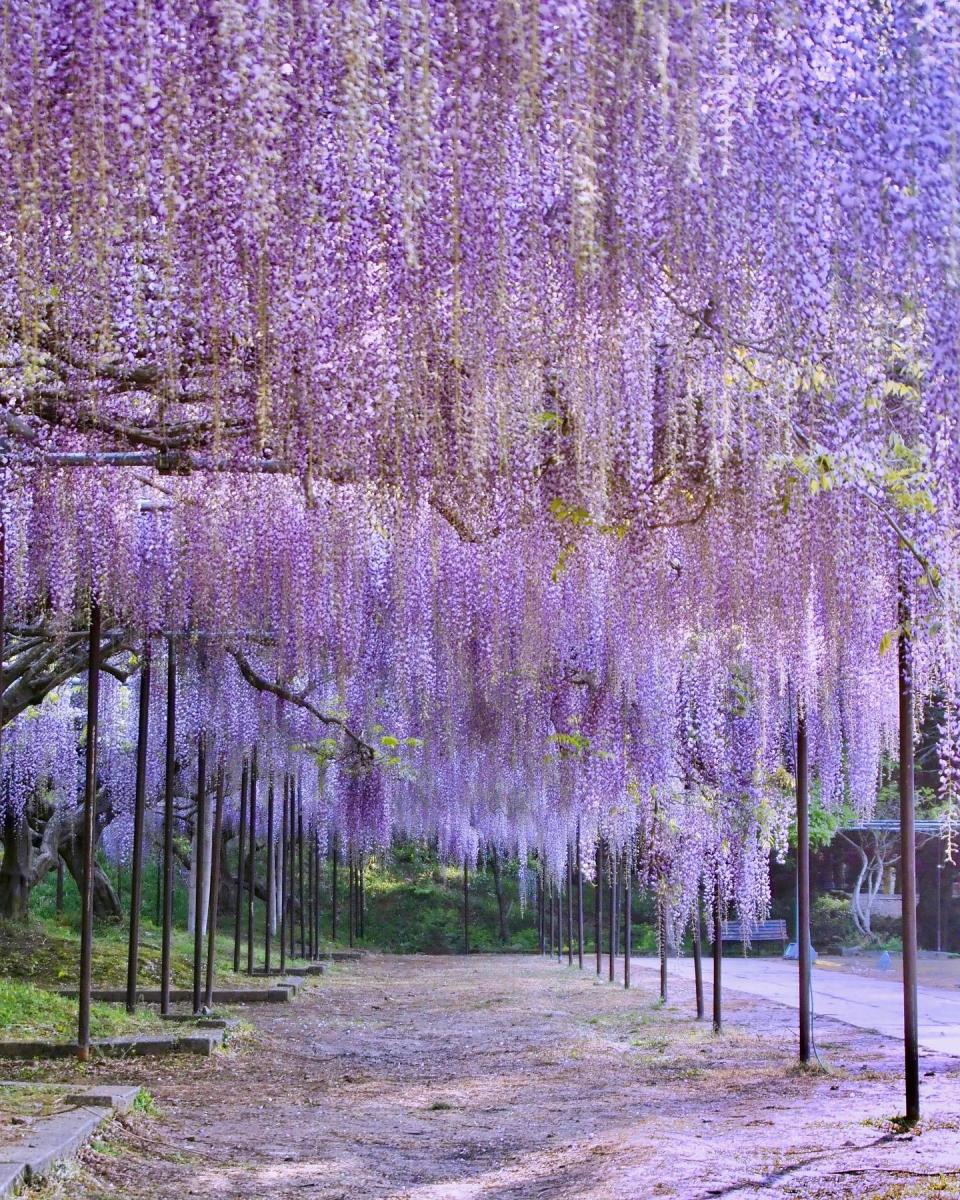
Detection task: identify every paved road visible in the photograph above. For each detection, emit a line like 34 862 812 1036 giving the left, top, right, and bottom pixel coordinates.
631 954 960 1057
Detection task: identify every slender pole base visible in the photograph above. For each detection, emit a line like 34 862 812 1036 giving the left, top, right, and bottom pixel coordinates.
160 638 177 1016
899 592 920 1122
595 840 603 976
463 857 470 954
192 734 207 1014
125 647 151 1014
566 843 574 966
204 762 225 1009
692 891 704 1020
608 850 617 982
712 884 723 1034
797 709 812 1064
265 777 275 973
624 849 632 990
246 748 258 975
576 823 584 970
77 601 101 1060
233 760 249 974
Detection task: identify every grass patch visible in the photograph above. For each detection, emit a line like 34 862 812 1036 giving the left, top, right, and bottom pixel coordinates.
133 1087 157 1116
0 978 166 1042
0 912 317 993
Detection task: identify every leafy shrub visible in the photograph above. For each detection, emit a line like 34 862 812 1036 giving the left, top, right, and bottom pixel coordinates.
810 894 859 952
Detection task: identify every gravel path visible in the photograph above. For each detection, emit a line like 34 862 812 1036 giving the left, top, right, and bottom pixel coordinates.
25 953 960 1200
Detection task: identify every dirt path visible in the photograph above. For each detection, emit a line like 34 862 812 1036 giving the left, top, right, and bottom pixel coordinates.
24 954 960 1200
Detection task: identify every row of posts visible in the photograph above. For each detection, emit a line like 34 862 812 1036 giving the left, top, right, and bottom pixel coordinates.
0 555 924 1119
66 623 368 1057
534 589 920 1121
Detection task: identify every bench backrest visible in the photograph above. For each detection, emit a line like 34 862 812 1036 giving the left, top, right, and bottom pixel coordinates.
720 919 787 942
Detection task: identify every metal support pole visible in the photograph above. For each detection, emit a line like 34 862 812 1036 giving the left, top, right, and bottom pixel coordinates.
77 600 101 1059
233 759 249 974
313 826 321 955
160 638 176 1016
192 733 207 1014
692 889 705 1019
348 847 355 948
712 882 723 1034
608 848 617 982
549 875 554 956
576 822 584 969
557 866 564 962
899 588 920 1122
331 832 339 942
204 760 225 1009
566 843 574 966
595 840 603 976
265 775 275 973
298 781 306 958
246 748 257 975
125 646 151 1013
659 896 668 1002
280 776 288 974
288 778 296 954
797 708 812 1064
463 857 470 954
624 848 632 990
537 864 545 954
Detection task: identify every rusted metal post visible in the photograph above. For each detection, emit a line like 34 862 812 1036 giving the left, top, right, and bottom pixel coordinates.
557 864 564 961
566 843 574 966
899 586 920 1122
692 890 705 1019
463 856 470 954
576 822 584 969
280 775 288 974
246 747 257 974
265 774 275 974
204 760 225 1009
712 882 723 1034
537 863 545 954
624 848 632 990
595 840 603 976
331 832 339 941
233 758 249 974
348 846 355 948
298 781 306 958
192 733 207 1013
797 708 812 1064
125 644 151 1013
160 637 176 1016
608 847 617 982
77 599 101 1059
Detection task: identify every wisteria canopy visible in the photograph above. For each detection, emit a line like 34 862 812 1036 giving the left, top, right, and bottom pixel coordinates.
1 0 959 929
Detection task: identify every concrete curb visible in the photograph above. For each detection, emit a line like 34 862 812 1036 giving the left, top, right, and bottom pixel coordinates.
0 1084 140 1196
58 985 297 1004
0 1028 225 1061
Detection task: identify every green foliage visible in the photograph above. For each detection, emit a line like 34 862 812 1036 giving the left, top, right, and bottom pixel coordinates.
809 895 859 953
133 1088 158 1116
354 848 538 953
0 977 165 1042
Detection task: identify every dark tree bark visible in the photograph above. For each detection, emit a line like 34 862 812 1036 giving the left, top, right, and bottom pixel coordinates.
0 790 121 921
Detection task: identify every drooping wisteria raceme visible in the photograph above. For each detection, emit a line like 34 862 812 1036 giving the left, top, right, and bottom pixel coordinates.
2 2 960 932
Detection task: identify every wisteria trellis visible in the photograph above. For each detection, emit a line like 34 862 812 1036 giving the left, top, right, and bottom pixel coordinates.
1 1 959 935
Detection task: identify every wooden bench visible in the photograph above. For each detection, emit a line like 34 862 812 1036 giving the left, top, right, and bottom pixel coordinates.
720 919 788 950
